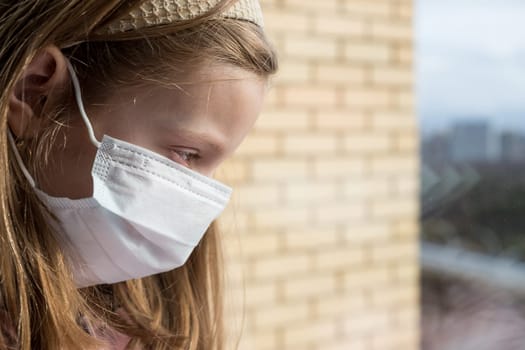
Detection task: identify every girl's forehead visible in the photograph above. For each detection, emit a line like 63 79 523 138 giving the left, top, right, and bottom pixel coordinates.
115 66 266 105
96 65 267 126
163 62 264 85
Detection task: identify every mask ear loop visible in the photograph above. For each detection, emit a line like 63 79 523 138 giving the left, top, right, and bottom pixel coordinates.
7 59 100 189
65 59 101 148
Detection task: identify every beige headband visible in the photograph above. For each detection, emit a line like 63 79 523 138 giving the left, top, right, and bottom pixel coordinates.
103 0 264 35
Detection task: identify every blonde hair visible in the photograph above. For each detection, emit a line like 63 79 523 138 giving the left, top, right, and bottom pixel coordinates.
0 1 277 349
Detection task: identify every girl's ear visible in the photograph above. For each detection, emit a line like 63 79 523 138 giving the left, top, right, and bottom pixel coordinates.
8 45 69 138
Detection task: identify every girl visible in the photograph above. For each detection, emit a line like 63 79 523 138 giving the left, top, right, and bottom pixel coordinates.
0 0 277 349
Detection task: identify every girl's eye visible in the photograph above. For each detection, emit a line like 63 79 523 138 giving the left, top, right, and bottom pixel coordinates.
176 151 198 162
170 148 201 167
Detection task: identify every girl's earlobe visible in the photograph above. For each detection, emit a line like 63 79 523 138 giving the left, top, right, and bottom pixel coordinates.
7 89 37 138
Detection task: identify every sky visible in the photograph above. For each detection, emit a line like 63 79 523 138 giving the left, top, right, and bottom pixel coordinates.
416 0 525 133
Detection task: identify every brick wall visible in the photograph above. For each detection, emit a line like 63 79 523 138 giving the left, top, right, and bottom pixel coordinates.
217 0 419 349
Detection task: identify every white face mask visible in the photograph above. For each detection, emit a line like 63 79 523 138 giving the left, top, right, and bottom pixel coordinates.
7 60 232 288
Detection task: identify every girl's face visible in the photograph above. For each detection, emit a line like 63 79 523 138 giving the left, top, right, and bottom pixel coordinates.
39 64 268 199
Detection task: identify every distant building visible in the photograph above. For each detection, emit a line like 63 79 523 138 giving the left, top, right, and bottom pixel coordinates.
421 132 451 166
501 131 525 162
449 120 499 163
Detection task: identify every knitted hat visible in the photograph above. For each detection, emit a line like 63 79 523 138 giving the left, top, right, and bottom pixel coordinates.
103 0 264 34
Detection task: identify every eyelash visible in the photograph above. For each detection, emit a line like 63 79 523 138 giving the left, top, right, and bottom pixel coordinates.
178 151 199 161
172 149 201 164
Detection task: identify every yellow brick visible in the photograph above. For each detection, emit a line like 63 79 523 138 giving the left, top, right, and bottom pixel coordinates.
371 111 416 130
370 327 420 350
314 158 366 179
344 1 391 18
236 329 278 350
394 306 420 327
395 262 420 282
240 231 281 257
371 197 418 218
394 176 419 197
344 41 393 63
314 110 366 130
396 89 415 110
344 309 392 334
271 36 285 56
318 339 367 350
343 223 392 243
283 35 338 61
283 86 338 107
283 320 338 348
283 0 339 13
371 21 413 41
396 3 414 20
235 183 281 208
343 132 392 154
345 88 392 109
372 67 413 86
253 301 310 328
283 133 338 155
395 132 419 152
315 64 366 85
313 15 365 37
314 202 366 225
315 246 366 270
274 60 313 84
344 266 393 291
252 253 312 280
343 177 391 199
263 9 310 33
285 182 338 204
284 228 339 250
316 291 368 318
257 108 311 131
252 159 309 182
394 218 419 239
397 44 413 65
370 155 418 175
259 0 279 8
253 206 311 228
244 281 279 308
235 134 280 157
370 284 419 308
251 333 279 350
283 275 337 300
370 240 418 264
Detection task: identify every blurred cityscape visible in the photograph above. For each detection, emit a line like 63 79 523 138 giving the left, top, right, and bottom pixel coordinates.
421 117 525 258
420 118 525 350
423 119 525 165
416 0 525 348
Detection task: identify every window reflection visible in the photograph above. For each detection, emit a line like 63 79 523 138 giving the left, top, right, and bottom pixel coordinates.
418 0 525 348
